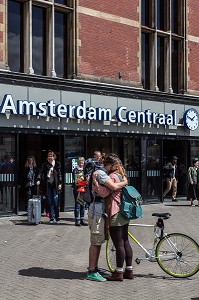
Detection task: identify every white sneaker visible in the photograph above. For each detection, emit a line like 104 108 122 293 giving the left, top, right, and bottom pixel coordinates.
193 199 198 206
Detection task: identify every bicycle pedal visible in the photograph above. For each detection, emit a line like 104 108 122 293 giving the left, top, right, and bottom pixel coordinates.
135 258 140 264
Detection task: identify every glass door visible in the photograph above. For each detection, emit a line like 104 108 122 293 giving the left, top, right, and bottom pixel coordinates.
64 136 84 210
146 139 161 201
123 138 141 192
0 134 16 212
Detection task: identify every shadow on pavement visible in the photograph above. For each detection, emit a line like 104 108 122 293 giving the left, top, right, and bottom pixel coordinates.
134 273 189 281
10 219 74 226
164 204 193 207
18 267 86 280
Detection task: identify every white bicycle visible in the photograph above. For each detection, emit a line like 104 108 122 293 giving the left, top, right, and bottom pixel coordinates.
106 212 199 278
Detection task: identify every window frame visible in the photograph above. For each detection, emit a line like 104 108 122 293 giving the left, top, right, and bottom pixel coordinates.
141 0 186 94
7 0 74 79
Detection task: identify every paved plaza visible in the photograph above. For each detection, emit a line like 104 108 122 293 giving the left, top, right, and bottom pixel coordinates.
0 200 199 300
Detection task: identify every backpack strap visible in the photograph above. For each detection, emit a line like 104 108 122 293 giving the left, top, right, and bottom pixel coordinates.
116 173 123 183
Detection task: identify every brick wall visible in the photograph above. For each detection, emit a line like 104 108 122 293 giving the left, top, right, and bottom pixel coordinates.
187 0 199 93
0 0 6 69
79 0 139 21
78 0 140 86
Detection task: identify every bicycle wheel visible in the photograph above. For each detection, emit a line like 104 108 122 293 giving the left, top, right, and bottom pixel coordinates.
106 235 116 273
156 233 199 278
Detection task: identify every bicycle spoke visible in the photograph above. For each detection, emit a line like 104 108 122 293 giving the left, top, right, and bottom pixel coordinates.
156 233 199 278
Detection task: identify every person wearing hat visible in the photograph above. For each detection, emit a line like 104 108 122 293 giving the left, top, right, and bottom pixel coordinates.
187 159 199 206
162 156 179 202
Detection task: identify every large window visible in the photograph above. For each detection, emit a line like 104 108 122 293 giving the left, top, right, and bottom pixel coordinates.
8 0 23 72
8 0 74 78
55 12 67 78
141 0 185 93
32 6 46 75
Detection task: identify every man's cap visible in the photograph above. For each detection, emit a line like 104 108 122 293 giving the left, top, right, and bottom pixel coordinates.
171 156 178 160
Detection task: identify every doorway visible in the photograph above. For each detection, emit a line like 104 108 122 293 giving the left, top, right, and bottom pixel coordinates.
163 139 188 197
18 134 61 211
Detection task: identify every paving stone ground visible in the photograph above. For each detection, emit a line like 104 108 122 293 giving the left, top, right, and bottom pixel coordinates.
0 200 199 300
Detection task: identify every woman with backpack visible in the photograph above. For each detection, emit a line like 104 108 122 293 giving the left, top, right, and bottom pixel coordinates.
92 154 133 281
72 157 88 226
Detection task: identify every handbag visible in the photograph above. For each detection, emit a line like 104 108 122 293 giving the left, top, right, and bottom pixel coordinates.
76 192 85 206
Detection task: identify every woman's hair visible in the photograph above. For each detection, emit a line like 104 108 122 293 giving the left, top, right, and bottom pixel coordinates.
78 156 85 163
25 156 37 167
47 151 56 159
117 164 126 177
103 153 126 177
99 152 106 164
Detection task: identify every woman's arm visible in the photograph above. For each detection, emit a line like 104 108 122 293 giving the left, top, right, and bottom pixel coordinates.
104 176 128 191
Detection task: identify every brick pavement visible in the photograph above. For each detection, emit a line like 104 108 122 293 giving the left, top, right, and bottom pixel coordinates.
0 201 199 300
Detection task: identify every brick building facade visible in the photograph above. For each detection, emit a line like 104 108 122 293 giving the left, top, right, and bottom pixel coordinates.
0 1 199 213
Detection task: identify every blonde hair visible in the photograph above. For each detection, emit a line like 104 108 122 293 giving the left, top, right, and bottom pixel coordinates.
117 164 126 177
99 152 106 164
25 156 37 167
78 156 85 163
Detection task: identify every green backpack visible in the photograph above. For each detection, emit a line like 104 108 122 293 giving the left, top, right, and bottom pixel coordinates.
120 185 143 220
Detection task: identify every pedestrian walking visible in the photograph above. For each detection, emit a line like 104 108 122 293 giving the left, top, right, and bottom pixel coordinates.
163 156 179 201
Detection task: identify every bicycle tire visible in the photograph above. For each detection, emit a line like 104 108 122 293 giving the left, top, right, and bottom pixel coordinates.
106 235 116 273
156 233 199 278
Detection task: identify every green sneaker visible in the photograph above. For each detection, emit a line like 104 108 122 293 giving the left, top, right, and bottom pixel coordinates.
95 267 109 277
87 271 107 282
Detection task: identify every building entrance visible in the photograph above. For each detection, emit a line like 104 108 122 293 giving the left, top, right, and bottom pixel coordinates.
18 134 61 211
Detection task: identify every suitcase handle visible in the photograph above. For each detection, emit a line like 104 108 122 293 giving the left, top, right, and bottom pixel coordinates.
36 185 40 198
31 203 35 219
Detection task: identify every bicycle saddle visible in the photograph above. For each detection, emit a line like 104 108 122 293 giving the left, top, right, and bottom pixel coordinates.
152 212 171 219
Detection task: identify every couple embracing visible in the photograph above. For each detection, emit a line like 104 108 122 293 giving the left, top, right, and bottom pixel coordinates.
87 153 134 282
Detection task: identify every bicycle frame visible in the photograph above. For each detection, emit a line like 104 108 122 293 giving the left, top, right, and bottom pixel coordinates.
128 223 163 262
128 223 184 262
